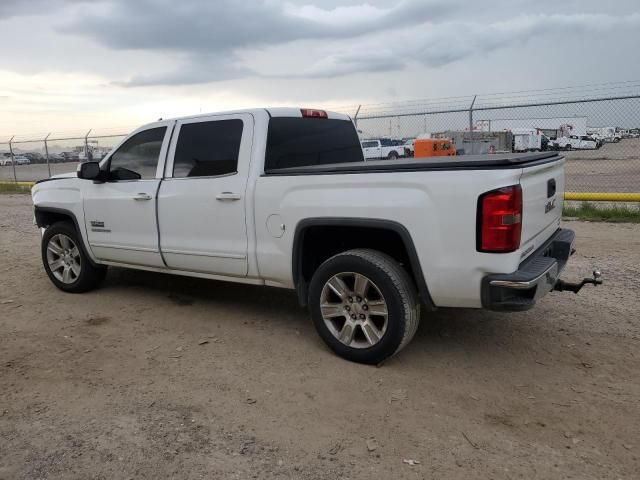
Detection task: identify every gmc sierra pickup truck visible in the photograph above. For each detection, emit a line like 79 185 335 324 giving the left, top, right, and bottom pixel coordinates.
31 108 601 364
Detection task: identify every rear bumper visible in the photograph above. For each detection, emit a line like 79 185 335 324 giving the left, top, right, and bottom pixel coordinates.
481 228 574 311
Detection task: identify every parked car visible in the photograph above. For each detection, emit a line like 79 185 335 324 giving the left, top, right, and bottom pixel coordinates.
551 135 598 151
588 127 619 143
61 152 80 162
361 138 405 160
0 157 13 166
14 156 31 165
23 152 44 164
32 107 601 364
585 134 604 148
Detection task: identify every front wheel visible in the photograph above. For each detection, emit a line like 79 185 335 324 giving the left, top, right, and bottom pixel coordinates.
41 221 107 293
308 249 420 364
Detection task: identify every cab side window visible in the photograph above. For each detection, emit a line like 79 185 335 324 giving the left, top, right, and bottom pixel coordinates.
108 127 166 181
173 120 243 178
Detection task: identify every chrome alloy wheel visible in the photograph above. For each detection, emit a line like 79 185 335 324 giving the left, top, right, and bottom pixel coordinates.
320 272 389 349
46 233 81 284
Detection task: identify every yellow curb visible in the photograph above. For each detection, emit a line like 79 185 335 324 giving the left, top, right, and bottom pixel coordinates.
564 192 640 202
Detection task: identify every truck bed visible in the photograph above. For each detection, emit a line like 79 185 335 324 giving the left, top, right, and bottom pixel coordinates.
264 152 562 175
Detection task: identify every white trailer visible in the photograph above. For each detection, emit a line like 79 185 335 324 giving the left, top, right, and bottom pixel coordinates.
512 128 545 152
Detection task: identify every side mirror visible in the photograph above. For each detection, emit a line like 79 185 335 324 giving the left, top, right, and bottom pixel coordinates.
77 161 102 181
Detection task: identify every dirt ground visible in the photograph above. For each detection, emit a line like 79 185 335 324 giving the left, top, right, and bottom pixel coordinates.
1 194 639 480
564 138 640 193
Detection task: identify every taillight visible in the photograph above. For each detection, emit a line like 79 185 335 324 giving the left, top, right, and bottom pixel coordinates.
301 108 328 119
477 185 522 252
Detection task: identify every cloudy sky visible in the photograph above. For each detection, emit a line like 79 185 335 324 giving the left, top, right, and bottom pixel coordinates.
1 0 639 136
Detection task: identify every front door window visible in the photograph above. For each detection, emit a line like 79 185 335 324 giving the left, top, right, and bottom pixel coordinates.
107 127 166 180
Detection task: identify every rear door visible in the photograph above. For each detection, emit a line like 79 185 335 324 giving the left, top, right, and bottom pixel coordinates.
519 157 565 251
157 113 253 276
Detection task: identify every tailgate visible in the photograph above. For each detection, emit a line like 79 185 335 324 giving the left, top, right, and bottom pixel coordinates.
519 156 565 254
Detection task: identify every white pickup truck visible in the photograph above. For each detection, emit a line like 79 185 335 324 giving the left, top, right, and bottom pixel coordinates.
361 138 405 160
551 135 598 151
31 108 601 364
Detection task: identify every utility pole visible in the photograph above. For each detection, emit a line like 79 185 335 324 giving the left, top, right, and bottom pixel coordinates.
44 133 51 178
469 95 477 155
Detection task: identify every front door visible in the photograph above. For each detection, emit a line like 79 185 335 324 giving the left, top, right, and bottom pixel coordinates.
157 113 253 277
83 123 173 267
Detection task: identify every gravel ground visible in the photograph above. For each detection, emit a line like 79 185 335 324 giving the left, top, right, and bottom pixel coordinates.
1 194 639 479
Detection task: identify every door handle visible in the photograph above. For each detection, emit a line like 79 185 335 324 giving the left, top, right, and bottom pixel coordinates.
133 193 152 201
216 192 242 201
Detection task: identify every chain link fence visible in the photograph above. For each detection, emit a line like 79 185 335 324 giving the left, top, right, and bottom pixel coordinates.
0 128 130 183
1 92 639 202
340 92 640 202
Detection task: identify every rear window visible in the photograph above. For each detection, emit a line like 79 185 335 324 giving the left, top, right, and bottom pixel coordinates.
265 118 364 171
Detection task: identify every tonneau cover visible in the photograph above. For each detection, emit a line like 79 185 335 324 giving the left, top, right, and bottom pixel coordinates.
264 152 562 175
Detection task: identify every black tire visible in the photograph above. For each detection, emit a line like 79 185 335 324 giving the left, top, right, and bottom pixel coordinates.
41 221 107 293
308 249 420 364
387 151 399 160
564 144 571 151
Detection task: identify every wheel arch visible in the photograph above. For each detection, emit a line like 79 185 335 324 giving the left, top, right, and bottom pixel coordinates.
292 217 436 310
34 206 99 267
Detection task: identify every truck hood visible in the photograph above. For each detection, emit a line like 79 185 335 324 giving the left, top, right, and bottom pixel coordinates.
50 171 77 179
33 170 77 187
34 172 78 186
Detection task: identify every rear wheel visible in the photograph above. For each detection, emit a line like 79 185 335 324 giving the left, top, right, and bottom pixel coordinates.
42 221 107 293
308 249 420 364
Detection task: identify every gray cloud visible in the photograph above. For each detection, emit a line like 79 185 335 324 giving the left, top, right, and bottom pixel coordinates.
3 0 640 88
58 0 459 85
62 0 456 52
113 53 255 87
293 12 640 78
0 0 85 19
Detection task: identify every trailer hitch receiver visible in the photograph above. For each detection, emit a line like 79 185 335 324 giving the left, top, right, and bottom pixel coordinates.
553 269 603 294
